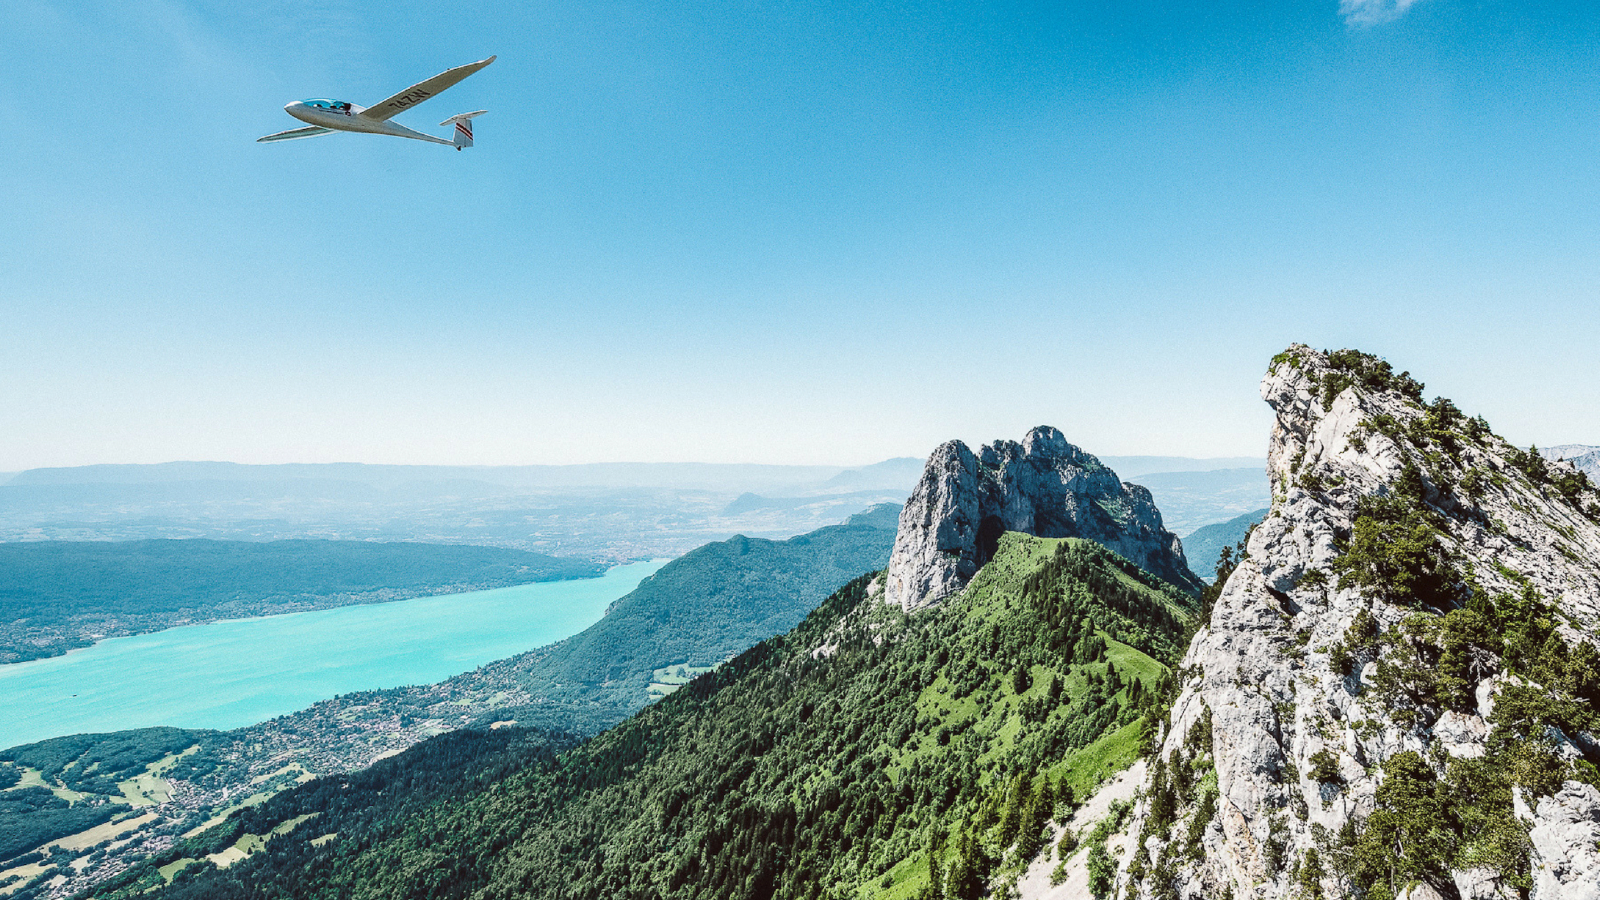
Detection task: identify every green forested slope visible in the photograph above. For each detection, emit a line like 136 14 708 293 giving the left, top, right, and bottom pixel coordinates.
504 510 902 724
1179 508 1266 583
94 534 1195 900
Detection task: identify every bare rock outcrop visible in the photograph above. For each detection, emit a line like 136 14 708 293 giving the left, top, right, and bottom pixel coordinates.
1543 444 1600 483
1120 346 1600 900
884 426 1201 611
1525 782 1600 900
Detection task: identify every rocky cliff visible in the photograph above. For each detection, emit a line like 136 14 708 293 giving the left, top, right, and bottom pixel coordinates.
884 426 1202 611
1118 346 1600 900
1543 445 1600 483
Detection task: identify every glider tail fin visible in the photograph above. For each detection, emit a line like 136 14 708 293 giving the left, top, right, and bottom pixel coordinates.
442 110 487 150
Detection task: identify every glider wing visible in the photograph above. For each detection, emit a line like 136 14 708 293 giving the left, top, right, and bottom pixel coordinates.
359 55 496 121
257 126 334 142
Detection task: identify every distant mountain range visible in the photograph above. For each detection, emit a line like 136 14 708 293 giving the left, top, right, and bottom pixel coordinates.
0 462 913 561
2 455 1270 489
0 455 1264 487
1098 455 1267 477
1130 468 1269 535
0 454 1273 560
1542 443 1600 479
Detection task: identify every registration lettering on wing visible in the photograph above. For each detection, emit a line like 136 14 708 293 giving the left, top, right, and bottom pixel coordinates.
390 89 433 110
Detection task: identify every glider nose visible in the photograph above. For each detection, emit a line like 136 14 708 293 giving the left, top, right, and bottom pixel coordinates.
284 100 310 123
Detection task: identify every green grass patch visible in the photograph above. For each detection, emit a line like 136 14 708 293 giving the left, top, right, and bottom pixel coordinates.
1047 719 1148 799
646 663 718 699
1104 638 1166 688
857 849 933 900
156 858 197 884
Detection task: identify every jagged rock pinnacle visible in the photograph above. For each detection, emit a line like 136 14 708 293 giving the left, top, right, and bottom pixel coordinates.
884 425 1202 611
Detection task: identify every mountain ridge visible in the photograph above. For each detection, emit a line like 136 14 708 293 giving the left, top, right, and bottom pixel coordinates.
1118 346 1600 900
1541 444 1600 482
1180 509 1269 584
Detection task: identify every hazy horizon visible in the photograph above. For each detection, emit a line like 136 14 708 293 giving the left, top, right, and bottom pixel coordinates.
0 451 1271 475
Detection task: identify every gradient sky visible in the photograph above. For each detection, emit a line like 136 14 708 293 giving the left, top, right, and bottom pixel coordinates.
4 0 1598 471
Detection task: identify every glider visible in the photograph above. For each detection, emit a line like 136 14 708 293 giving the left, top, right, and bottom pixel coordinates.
258 56 495 150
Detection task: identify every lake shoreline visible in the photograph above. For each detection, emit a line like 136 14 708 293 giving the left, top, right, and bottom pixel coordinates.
0 560 668 751
0 570 619 672
0 539 611 665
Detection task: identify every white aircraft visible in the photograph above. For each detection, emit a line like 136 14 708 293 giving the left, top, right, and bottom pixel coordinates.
258 56 496 150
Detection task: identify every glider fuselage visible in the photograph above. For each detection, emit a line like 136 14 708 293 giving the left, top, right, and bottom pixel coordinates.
286 100 452 145
258 56 493 147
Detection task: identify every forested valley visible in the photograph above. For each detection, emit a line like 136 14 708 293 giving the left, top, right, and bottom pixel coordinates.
89 533 1199 900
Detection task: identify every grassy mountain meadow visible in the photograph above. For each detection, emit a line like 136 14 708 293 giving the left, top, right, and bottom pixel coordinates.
89 533 1198 900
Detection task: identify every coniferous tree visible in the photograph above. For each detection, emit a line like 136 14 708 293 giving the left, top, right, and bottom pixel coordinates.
996 774 1030 849
1016 779 1055 861
1012 664 1032 695
925 830 944 900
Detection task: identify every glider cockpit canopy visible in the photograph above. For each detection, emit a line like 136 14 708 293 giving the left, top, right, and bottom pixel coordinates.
301 99 353 112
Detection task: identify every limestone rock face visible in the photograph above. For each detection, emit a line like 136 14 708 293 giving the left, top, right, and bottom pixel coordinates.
1121 346 1600 900
1543 444 1600 482
883 426 1201 611
1526 783 1600 900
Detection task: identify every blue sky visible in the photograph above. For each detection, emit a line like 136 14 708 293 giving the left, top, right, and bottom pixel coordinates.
3 0 1598 470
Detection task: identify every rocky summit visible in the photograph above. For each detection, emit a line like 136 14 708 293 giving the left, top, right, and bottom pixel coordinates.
1119 346 1600 900
885 425 1203 611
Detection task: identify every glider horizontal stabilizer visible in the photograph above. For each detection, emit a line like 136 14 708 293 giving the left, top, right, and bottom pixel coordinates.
441 110 486 150
257 125 334 142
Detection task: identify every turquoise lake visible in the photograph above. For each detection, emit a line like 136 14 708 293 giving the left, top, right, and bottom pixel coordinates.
0 560 668 750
